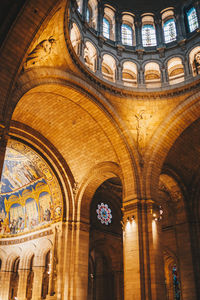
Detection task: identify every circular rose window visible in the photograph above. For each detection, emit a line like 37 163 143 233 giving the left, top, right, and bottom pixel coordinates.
96 203 112 225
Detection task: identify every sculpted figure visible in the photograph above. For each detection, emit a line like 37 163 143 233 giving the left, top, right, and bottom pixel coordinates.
194 52 200 75
25 37 56 68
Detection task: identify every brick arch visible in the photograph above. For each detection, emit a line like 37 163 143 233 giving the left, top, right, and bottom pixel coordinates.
19 250 35 270
144 91 200 200
77 161 123 222
9 122 74 221
159 171 187 224
11 69 141 201
4 251 21 272
34 238 52 266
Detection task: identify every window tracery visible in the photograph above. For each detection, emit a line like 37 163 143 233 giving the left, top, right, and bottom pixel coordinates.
103 6 115 40
121 14 135 46
103 17 110 39
187 7 198 32
162 9 177 43
142 15 157 47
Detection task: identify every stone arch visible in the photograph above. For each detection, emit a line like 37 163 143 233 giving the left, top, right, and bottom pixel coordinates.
5 250 22 272
8 126 73 222
77 161 123 222
144 90 200 200
11 69 141 202
159 171 187 225
34 238 53 266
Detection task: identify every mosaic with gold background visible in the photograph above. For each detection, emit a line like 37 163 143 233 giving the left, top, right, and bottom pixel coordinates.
0 140 62 237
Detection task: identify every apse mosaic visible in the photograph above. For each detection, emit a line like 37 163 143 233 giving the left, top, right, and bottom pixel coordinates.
96 203 112 225
0 140 62 237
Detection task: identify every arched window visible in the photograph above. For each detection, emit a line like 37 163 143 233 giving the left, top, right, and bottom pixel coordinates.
167 57 184 85
70 23 81 55
84 41 97 72
103 5 115 40
121 24 133 45
86 0 98 30
102 54 116 82
162 9 177 43
172 265 181 300
141 15 157 47
189 46 200 76
121 13 135 46
187 7 198 32
145 62 161 88
122 61 137 87
103 17 110 39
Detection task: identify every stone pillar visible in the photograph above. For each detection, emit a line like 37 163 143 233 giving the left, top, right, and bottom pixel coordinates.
138 66 145 85
116 13 122 45
175 12 184 42
82 0 88 21
0 271 12 300
155 17 163 48
175 222 196 299
135 19 142 48
32 266 45 300
123 199 166 300
123 200 142 300
143 201 166 300
161 64 168 84
17 269 30 300
72 221 90 300
97 1 103 35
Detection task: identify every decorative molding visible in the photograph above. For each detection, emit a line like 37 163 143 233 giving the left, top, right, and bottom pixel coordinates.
0 229 53 245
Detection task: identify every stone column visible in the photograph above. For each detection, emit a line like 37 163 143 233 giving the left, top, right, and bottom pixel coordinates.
138 66 145 85
17 269 30 300
175 222 196 299
97 1 103 35
31 266 45 300
82 0 88 22
155 17 164 48
175 12 184 42
123 200 142 300
135 19 142 48
123 199 166 300
0 271 12 300
116 13 122 45
161 64 168 84
72 221 90 300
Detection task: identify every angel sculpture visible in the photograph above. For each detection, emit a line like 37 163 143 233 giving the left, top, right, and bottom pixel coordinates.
25 37 56 68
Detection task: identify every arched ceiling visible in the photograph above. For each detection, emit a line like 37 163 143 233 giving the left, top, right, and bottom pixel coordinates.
163 118 200 190
12 88 118 184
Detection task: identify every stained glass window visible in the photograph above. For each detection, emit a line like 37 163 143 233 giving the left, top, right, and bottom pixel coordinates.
172 265 181 300
187 7 198 32
96 203 112 225
121 24 133 46
103 18 110 39
163 19 177 43
142 24 157 47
